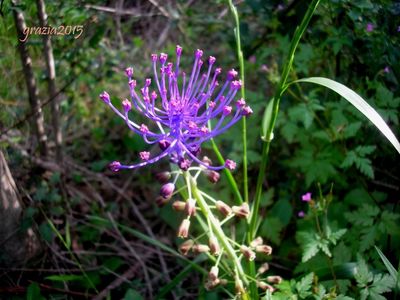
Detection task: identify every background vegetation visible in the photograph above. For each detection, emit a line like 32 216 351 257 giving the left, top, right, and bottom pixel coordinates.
0 0 399 299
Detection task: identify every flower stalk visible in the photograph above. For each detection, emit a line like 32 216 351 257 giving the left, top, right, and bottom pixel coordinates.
184 172 249 289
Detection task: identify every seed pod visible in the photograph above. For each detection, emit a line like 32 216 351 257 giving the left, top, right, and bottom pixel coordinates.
232 203 249 218
240 245 256 261
179 239 194 255
255 245 273 255
250 236 263 248
172 201 186 211
216 200 232 217
209 236 220 255
177 219 190 238
266 275 283 284
185 198 196 216
208 266 219 281
204 278 220 290
192 244 210 253
257 281 275 292
206 170 220 183
257 263 270 275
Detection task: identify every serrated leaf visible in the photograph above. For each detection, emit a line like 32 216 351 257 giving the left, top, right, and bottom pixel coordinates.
295 273 314 299
297 231 320 262
328 228 347 245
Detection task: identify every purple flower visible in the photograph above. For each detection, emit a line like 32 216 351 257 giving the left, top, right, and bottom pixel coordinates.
397 26 400 32
102 46 251 171
366 23 374 32
298 211 305 218
384 66 390 73
301 192 312 202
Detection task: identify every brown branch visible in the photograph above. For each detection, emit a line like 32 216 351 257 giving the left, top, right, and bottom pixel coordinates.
11 0 48 156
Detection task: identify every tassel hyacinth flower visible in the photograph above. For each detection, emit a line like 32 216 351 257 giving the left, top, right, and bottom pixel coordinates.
101 45 252 172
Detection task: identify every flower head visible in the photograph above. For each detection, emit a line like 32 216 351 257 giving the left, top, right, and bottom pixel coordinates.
301 192 312 202
366 23 374 32
101 45 251 171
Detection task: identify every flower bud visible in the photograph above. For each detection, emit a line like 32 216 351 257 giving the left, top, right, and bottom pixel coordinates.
176 45 182 56
250 236 263 248
209 236 220 255
154 171 171 183
177 219 190 238
172 201 186 211
206 170 220 183
208 266 219 281
257 281 275 292
232 203 250 218
160 183 175 199
240 245 256 261
179 239 194 255
192 244 210 254
216 200 232 217
185 198 196 216
155 196 169 207
159 139 171 150
100 91 110 104
125 67 133 77
204 278 220 290
266 276 282 284
255 245 272 255
108 161 121 172
242 105 253 116
257 262 270 275
225 159 236 170
122 99 131 112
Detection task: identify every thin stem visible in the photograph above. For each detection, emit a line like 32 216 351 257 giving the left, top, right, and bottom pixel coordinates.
228 0 248 205
185 172 248 287
248 0 321 241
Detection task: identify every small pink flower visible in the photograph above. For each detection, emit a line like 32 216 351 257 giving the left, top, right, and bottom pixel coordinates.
366 23 374 32
298 211 305 218
249 55 256 64
260 64 269 73
301 192 312 202
139 151 150 161
225 159 236 170
384 66 390 73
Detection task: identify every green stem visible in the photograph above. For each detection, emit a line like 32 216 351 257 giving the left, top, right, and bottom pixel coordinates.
227 0 248 205
248 0 321 240
211 138 243 204
185 172 248 286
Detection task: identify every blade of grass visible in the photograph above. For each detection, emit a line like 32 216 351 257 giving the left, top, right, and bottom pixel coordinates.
375 246 400 290
288 77 400 154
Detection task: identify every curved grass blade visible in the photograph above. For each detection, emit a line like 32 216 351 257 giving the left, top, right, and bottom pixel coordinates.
375 246 400 290
290 77 400 154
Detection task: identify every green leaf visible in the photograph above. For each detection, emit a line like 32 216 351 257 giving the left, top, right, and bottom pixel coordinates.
295 273 314 299
45 274 85 282
297 231 319 262
328 229 347 245
290 77 400 154
261 98 275 142
26 282 44 300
